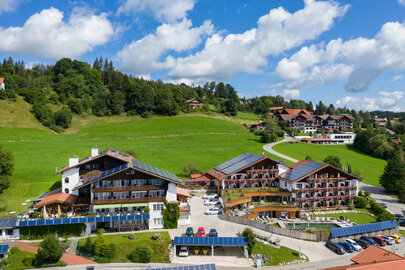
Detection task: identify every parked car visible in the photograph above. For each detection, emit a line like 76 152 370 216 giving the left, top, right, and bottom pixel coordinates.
354 239 370 249
390 234 402 243
209 228 218 237
340 242 355 253
196 227 205 237
326 241 346 255
345 239 362 251
398 218 405 226
378 202 387 208
204 198 219 206
185 227 194 237
202 193 218 199
381 236 395 245
205 207 223 215
372 236 387 246
179 246 188 257
360 236 379 246
394 214 404 220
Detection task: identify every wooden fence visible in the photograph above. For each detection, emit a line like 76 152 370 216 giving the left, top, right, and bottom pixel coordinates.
219 214 321 241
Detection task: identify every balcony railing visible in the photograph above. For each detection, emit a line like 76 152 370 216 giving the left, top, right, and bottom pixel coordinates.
307 177 347 183
292 186 356 193
227 178 276 182
294 194 355 201
246 169 279 174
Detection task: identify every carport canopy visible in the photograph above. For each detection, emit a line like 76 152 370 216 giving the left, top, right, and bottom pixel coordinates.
174 236 248 247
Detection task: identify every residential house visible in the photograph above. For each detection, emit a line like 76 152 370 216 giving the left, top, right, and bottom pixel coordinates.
248 121 266 131
186 98 202 109
0 78 4 90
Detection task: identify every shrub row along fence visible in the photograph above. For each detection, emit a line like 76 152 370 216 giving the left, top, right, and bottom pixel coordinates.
219 214 323 241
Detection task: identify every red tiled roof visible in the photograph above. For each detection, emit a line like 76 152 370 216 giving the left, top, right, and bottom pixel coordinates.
351 245 405 265
0 78 4 84
177 187 191 197
270 106 283 110
182 174 211 182
248 121 265 128
186 98 200 103
322 260 405 270
35 193 78 208
281 109 312 115
190 174 202 179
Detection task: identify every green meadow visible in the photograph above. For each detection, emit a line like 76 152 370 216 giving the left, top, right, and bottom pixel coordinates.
273 142 387 186
0 115 278 215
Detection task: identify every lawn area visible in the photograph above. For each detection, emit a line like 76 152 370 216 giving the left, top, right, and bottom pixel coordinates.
314 212 376 225
273 142 386 186
77 232 171 263
0 115 276 215
251 242 307 266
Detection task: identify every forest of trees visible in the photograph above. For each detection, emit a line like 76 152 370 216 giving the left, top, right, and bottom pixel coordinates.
0 57 241 131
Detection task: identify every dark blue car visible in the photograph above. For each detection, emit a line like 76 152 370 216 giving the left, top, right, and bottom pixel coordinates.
360 236 379 246
340 242 354 253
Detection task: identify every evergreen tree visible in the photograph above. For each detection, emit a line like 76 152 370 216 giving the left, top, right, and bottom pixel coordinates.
380 147 405 195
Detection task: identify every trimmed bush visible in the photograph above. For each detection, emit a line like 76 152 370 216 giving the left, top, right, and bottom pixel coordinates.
19 223 85 240
242 227 255 255
353 196 368 209
129 246 153 263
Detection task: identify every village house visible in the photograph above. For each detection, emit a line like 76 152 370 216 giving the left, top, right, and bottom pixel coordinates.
185 98 202 109
34 148 191 231
248 121 266 131
196 153 358 219
0 78 4 90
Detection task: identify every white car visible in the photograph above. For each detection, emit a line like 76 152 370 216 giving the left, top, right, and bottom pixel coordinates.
179 246 188 257
204 198 219 206
202 193 218 199
345 239 362 251
382 236 395 245
205 207 223 215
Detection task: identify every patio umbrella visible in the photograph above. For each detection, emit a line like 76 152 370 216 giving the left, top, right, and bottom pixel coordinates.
57 204 61 217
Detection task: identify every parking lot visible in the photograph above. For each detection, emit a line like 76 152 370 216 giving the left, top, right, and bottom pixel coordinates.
169 195 369 265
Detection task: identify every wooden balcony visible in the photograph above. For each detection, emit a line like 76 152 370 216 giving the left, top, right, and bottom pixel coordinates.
92 197 164 205
226 178 276 182
292 186 356 193
92 185 164 193
294 194 355 202
307 177 347 183
246 169 279 174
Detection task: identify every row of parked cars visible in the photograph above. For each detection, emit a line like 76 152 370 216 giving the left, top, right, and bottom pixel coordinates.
395 214 405 226
185 227 218 237
327 234 402 254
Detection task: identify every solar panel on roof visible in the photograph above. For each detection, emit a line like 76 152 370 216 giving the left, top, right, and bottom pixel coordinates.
0 245 8 254
132 159 180 184
330 220 397 238
173 237 248 247
281 161 325 181
221 154 263 175
214 153 252 171
145 264 216 270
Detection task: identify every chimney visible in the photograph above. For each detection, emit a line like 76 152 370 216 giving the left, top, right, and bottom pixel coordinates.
69 157 79 167
91 147 99 157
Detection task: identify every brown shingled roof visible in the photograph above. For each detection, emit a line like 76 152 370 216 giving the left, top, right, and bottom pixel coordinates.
35 193 77 208
322 260 405 270
351 245 405 265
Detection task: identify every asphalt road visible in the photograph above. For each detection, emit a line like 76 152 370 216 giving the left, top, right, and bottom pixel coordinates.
263 135 299 163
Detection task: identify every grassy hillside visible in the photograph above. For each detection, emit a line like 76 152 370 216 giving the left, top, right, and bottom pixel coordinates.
0 115 278 216
273 142 386 186
0 96 46 130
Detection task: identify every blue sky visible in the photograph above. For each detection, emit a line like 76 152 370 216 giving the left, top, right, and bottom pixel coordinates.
1 0 405 111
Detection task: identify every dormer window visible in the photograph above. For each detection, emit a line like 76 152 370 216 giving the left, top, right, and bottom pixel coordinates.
64 177 69 183
126 170 130 174
131 170 135 174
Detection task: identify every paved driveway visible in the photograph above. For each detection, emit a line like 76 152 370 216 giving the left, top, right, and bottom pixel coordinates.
359 182 404 215
263 135 298 163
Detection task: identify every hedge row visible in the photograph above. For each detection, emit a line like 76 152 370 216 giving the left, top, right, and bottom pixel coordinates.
20 224 85 240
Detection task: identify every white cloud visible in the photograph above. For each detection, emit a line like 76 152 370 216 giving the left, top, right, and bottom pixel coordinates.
336 91 405 112
398 0 405 6
0 7 114 59
117 18 213 75
164 0 348 84
283 89 300 100
392 74 403 81
275 21 405 92
0 0 21 14
117 0 196 23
